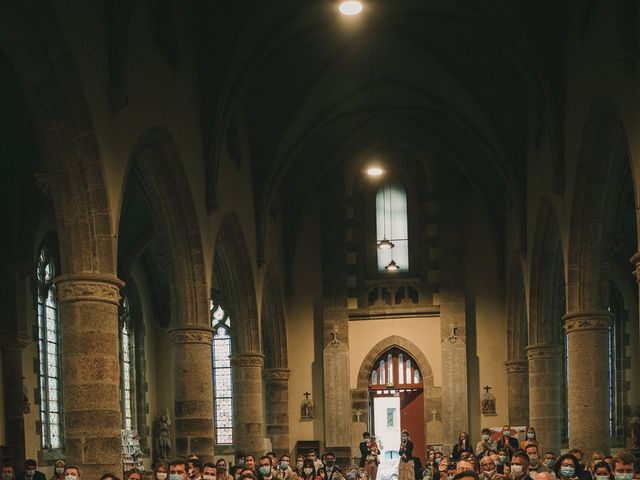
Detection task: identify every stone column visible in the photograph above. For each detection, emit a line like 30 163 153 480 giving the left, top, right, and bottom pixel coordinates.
263 368 290 456
505 361 529 426
563 311 612 455
168 326 215 462
231 353 265 455
526 344 563 453
0 334 30 467
56 273 125 480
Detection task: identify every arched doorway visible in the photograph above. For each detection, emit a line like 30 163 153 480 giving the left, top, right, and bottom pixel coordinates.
368 348 425 465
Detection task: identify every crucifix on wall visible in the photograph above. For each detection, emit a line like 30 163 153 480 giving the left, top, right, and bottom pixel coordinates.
481 385 496 416
300 391 314 421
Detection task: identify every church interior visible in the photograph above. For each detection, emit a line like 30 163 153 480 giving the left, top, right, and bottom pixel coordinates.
1 1 640 478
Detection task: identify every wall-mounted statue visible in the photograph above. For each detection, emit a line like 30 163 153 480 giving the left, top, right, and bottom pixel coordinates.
481 386 496 416
301 392 314 420
157 409 172 459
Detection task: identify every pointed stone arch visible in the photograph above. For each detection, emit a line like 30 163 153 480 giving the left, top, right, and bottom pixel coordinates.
505 254 528 426
212 211 264 455
527 197 566 453
357 335 435 390
128 126 209 327
261 264 290 455
564 95 634 453
127 126 214 461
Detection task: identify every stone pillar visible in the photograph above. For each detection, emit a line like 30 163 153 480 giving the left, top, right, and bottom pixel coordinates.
263 368 290 456
563 311 612 455
168 326 215 462
0 334 30 467
56 273 125 480
505 361 529 426
231 353 265 455
526 344 563 453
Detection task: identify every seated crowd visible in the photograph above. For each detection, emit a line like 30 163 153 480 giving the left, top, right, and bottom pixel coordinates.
1 425 637 480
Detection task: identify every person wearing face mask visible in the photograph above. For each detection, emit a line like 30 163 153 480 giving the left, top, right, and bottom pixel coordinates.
216 460 233 480
553 454 580 480
509 451 532 480
520 428 538 451
476 429 496 459
232 455 247 479
399 430 416 480
155 463 170 480
524 445 548 479
49 461 65 480
293 456 305 478
275 455 294 480
2 466 15 480
63 466 81 480
319 453 341 480
126 469 143 480
258 456 274 480
479 455 502 480
495 427 518 460
452 433 474 461
18 460 45 480
592 462 613 480
611 452 635 480
543 453 556 472
300 459 321 480
170 460 190 480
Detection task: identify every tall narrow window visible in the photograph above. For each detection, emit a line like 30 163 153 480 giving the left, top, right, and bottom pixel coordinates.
398 354 404 384
376 180 409 272
120 295 135 430
211 301 233 444
36 248 63 449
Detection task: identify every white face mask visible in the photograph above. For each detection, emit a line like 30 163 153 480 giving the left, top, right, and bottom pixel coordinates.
65 475 77 480
482 435 490 441
157 474 168 480
511 465 523 477
55 469 65 476
595 476 609 480
203 476 216 480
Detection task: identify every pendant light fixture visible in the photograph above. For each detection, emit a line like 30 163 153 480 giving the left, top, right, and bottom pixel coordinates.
385 259 399 271
377 181 395 250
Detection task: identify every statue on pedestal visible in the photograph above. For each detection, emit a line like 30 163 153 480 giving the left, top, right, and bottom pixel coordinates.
301 392 314 420
157 409 172 460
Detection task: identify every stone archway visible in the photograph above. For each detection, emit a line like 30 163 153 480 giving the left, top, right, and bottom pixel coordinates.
353 336 441 460
0 5 120 476
527 198 566 454
261 265 290 455
127 126 214 461
212 211 264 455
565 95 633 454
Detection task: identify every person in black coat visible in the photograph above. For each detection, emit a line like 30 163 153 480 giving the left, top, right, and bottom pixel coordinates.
359 432 372 468
495 426 519 459
17 460 46 480
452 432 474 461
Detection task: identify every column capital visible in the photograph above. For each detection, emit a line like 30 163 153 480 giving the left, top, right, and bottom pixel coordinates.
504 361 528 374
526 344 563 360
168 326 214 345
630 253 640 282
0 332 31 351
563 311 612 333
230 353 264 368
55 273 125 306
263 368 291 381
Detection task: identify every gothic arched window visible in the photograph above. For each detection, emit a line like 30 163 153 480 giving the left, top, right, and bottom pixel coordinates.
211 301 233 444
376 180 409 272
36 248 63 449
120 294 136 430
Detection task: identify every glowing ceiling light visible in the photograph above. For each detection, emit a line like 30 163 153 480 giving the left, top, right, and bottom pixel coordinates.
385 259 399 272
367 166 384 176
339 1 364 16
377 237 395 250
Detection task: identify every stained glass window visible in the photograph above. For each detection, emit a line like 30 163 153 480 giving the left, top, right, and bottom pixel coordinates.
388 353 393 384
211 301 233 444
379 359 385 385
120 295 135 430
36 248 63 449
398 354 404 384
376 180 409 272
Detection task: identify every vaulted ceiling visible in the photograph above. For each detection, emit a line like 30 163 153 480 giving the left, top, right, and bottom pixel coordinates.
194 0 566 259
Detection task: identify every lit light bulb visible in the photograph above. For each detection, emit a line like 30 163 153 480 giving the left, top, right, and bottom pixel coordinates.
367 166 384 176
385 259 399 271
339 1 364 16
377 237 395 250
